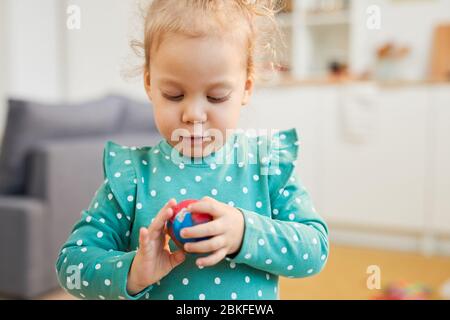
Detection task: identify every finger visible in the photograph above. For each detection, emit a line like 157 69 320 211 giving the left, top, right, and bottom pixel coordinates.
148 198 176 237
186 197 222 218
181 220 223 239
184 235 225 254
196 247 228 267
138 227 151 255
169 249 186 269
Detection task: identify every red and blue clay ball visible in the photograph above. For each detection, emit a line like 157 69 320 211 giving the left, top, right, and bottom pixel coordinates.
166 199 212 249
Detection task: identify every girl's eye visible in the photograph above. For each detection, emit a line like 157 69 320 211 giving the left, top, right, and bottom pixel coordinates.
208 95 230 103
163 94 184 101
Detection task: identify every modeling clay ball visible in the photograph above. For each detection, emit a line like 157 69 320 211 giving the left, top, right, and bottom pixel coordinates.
167 199 212 249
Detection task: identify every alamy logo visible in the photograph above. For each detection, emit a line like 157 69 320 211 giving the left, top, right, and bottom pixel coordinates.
366 5 381 30
366 265 381 290
67 5 81 30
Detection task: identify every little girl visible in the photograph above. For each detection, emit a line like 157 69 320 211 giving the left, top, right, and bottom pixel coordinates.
56 0 329 300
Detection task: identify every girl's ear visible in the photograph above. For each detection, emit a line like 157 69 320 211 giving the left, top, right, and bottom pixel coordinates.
242 76 254 107
144 69 152 102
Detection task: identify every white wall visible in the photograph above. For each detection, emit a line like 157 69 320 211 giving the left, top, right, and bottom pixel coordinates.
64 0 147 102
352 0 450 80
0 0 9 143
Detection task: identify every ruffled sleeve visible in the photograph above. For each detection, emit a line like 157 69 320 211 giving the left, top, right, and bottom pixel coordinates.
102 141 137 218
266 128 300 203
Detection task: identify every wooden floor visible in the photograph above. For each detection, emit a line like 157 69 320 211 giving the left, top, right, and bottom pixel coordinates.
33 244 450 300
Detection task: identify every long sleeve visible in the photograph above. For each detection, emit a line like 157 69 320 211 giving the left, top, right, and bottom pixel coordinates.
229 128 329 278
55 142 154 300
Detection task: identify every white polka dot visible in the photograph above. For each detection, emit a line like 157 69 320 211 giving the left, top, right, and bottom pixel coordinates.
116 213 122 219
214 277 221 285
258 239 265 246
231 292 237 299
144 293 149 299
244 253 252 259
81 247 87 253
168 294 174 300
150 190 156 197
116 261 123 268
182 278 189 285
180 188 187 195
76 240 83 246
256 201 262 208
253 175 259 181
198 265 204 270
142 160 148 165
114 172 121 178
265 259 272 264
99 218 105 224
211 189 218 196
94 202 99 209
165 156 170 160
165 176 171 182
199 293 205 300
283 190 290 197
127 195 134 202
226 176 232 182
288 213 295 221
272 209 279 215
85 216 92 223
258 290 263 297
228 201 235 207
133 179 137 184
275 168 282 175
179 163 185 170
245 276 250 283
124 160 131 165
270 226 276 233
125 231 130 237
78 263 83 269
303 253 309 260
287 265 294 270
99 295 105 300
293 235 299 242
210 163 217 170
152 167 157 174
295 197 301 204
238 162 244 168
247 218 254 224
82 281 89 287
63 257 68 263
281 247 287 254
242 187 248 194
321 255 327 261
109 152 116 157
97 231 103 238
266 273 270 280
154 149 159 154
230 262 236 269
104 279 111 286
141 177 145 184
108 193 113 200
95 264 101 270
312 238 318 245
307 269 314 274
136 203 143 210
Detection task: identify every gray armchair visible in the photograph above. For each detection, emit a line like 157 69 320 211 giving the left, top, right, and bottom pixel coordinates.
0 94 161 298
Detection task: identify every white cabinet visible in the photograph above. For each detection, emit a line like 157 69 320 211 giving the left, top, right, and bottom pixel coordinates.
433 86 450 234
316 86 429 230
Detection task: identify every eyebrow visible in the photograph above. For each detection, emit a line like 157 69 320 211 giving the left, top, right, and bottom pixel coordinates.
158 78 234 89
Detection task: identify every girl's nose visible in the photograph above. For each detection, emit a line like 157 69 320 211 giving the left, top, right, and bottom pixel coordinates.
182 101 207 124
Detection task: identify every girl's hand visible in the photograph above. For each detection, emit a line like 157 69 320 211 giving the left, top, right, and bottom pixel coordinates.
127 198 186 296
180 196 245 267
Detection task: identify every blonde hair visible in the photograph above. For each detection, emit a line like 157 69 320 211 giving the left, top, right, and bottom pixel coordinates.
129 0 287 82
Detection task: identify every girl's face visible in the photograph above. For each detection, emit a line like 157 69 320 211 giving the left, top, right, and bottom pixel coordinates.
144 33 254 158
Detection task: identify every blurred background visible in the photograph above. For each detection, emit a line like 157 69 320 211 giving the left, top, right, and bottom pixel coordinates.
0 0 450 300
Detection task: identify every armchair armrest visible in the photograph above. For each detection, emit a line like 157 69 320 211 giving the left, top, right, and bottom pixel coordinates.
0 197 47 298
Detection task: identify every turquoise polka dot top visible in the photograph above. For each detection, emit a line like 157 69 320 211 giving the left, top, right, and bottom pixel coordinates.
55 128 329 300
